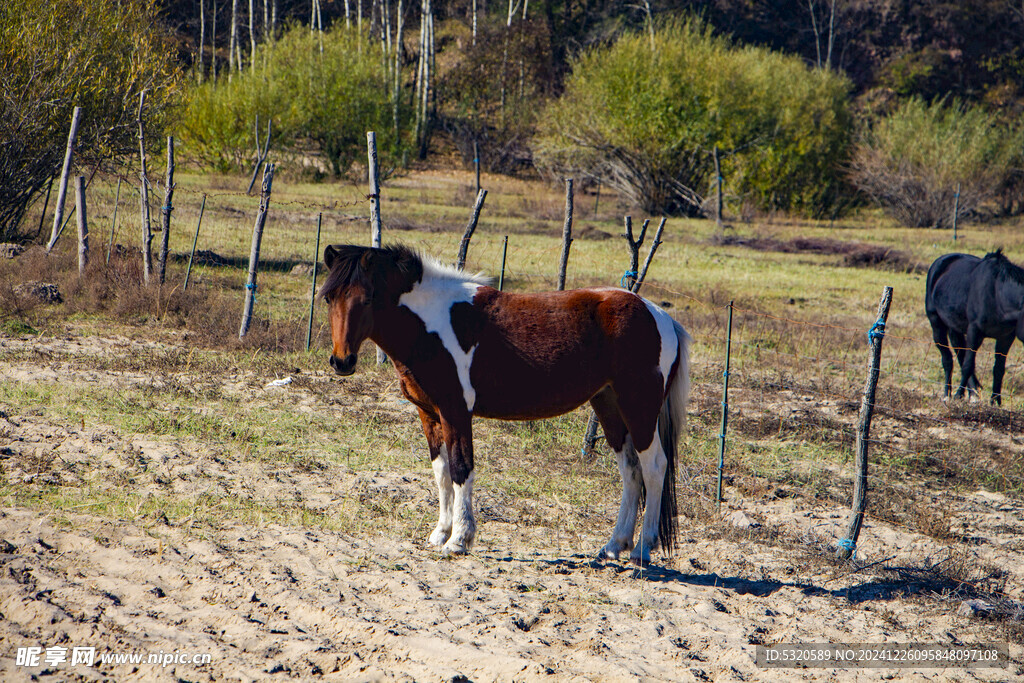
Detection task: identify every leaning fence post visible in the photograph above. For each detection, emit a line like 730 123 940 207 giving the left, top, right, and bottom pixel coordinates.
239 163 275 340
557 178 574 290
106 178 122 265
367 131 386 365
47 107 82 254
456 189 488 270
633 217 666 293
183 194 207 290
157 136 175 285
621 216 648 290
75 176 89 275
837 286 893 561
717 300 733 511
306 212 323 352
137 91 153 284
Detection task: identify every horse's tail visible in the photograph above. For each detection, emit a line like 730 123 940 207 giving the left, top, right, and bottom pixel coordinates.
657 320 692 553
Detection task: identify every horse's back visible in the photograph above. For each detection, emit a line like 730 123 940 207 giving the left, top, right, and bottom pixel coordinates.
926 253 982 328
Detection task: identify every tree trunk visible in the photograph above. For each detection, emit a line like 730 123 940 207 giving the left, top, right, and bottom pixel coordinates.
199 0 206 83
137 92 153 284
47 107 82 254
249 0 256 72
230 0 240 73
212 0 218 80
393 0 404 137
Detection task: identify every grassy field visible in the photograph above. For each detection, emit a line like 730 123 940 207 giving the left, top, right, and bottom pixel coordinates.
3 167 1024 678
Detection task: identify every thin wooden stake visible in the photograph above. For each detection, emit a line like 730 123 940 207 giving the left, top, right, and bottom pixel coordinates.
714 146 724 233
557 179 574 291
47 107 82 254
456 189 488 270
239 163 275 339
306 213 323 352
75 176 89 275
106 179 122 265
367 131 386 364
38 175 55 241
952 182 961 241
246 117 272 195
717 301 733 511
183 194 207 290
633 217 666 293
157 136 175 285
837 286 893 561
498 235 508 291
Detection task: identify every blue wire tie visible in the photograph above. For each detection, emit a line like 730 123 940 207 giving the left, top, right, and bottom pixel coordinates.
868 319 886 342
246 282 257 301
621 270 638 287
837 537 857 559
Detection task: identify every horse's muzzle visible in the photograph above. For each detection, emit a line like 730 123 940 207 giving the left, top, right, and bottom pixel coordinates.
330 353 357 376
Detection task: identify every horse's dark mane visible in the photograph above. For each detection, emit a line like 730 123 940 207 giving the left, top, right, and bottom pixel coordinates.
984 249 1024 286
318 244 423 300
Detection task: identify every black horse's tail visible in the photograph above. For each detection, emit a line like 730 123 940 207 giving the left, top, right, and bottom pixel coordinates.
656 321 692 553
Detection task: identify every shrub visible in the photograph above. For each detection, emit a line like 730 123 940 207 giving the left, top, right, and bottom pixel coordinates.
849 98 1023 228
532 20 852 217
179 26 409 178
0 0 180 242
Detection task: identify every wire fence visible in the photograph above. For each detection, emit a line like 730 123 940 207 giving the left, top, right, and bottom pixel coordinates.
40 164 1024 599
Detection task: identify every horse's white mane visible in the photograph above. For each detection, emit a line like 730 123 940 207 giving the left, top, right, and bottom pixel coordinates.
419 253 492 287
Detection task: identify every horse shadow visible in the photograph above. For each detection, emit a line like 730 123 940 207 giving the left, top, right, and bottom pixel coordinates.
490 553 977 605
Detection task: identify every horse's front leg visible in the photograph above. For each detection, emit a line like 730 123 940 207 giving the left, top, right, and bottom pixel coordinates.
956 327 984 401
440 413 476 555
417 408 452 547
991 335 1015 406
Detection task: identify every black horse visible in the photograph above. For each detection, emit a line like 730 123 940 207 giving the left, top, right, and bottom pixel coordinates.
925 250 1024 405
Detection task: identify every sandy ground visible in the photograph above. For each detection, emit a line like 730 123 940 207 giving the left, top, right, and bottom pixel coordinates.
1 331 1022 682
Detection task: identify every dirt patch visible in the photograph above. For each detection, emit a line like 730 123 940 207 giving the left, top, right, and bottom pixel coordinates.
712 234 925 272
0 331 1022 681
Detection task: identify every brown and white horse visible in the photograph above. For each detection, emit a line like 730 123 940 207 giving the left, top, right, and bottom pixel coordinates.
320 244 692 566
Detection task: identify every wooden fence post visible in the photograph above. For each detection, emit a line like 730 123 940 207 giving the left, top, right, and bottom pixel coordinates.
239 163 275 339
717 301 733 510
183 194 207 290
367 131 386 364
106 178 122 265
75 176 89 275
157 136 175 285
634 217 666 292
714 146 724 234
456 189 487 270
137 91 153 284
306 213 323 352
952 183 961 242
47 107 82 254
246 117 272 195
557 179 574 290
621 216 648 290
837 286 893 561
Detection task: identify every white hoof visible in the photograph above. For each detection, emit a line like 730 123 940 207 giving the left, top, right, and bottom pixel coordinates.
428 526 451 547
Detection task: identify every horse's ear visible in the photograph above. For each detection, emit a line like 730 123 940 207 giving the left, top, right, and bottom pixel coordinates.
324 245 341 270
359 249 376 270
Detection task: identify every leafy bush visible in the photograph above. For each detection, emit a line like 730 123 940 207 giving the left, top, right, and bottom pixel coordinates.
179 26 408 178
533 20 852 217
849 98 1023 227
0 0 180 242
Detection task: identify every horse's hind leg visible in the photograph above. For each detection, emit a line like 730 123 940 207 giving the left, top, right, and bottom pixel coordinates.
991 335 1015 406
590 388 640 561
417 408 453 547
632 426 668 567
928 315 955 399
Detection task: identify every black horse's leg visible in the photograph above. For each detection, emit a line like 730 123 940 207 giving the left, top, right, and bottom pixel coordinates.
929 316 955 398
416 408 452 547
439 412 475 555
991 335 1015 406
957 326 985 400
949 330 982 395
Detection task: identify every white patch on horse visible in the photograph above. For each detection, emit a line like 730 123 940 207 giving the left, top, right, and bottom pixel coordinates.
429 445 454 547
399 258 485 411
642 298 679 391
445 470 476 554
